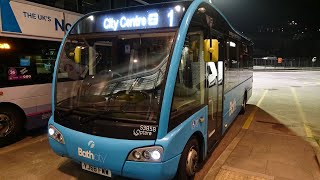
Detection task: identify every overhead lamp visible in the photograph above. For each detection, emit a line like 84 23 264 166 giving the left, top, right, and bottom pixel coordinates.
174 5 182 12
198 7 206 13
88 15 94 21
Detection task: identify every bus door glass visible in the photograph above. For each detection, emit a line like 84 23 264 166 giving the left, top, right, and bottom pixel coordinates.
206 35 225 149
206 60 218 144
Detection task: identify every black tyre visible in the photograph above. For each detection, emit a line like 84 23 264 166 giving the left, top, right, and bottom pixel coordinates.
240 94 247 114
0 106 25 147
176 137 199 180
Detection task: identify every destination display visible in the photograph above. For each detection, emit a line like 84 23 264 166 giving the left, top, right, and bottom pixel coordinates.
71 6 185 34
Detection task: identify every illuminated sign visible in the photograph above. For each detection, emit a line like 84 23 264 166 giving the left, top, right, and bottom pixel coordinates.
103 12 159 31
71 6 184 34
99 8 182 32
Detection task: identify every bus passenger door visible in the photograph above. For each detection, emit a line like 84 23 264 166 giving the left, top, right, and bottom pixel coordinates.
206 39 224 150
206 62 220 149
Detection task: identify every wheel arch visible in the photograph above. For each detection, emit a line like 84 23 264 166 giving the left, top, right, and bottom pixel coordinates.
191 131 205 162
0 102 27 127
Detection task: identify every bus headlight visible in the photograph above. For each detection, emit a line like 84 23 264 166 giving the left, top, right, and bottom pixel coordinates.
128 146 163 162
151 150 161 160
48 125 65 144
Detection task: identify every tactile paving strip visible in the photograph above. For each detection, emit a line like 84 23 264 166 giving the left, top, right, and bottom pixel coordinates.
215 166 274 180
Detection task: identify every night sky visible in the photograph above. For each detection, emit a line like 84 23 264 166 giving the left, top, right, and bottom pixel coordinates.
214 0 320 32
143 0 320 57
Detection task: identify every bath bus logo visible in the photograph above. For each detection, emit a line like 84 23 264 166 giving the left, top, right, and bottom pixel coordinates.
78 141 107 163
88 140 95 148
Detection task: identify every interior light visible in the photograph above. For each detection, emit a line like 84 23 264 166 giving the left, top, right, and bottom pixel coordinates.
198 7 206 13
88 15 94 21
174 5 181 12
229 42 236 47
133 59 138 63
0 43 10 49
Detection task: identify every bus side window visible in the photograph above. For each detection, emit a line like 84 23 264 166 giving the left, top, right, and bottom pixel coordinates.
169 34 205 131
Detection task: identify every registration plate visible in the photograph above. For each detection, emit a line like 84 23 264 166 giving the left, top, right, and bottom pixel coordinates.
81 162 112 177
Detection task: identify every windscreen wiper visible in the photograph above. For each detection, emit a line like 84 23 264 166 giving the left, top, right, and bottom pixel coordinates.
55 104 109 118
79 110 154 124
80 110 124 124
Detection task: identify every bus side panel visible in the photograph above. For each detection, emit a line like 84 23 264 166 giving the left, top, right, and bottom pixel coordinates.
0 84 52 130
156 106 208 162
25 109 51 130
222 77 252 134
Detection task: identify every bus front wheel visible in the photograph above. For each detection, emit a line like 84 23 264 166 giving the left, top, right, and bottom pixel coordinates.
0 106 24 147
176 137 199 179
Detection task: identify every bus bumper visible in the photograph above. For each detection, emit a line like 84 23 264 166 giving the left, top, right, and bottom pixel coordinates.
122 155 180 180
50 135 180 180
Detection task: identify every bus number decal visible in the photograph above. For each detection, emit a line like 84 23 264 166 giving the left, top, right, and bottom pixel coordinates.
133 125 156 136
229 98 236 116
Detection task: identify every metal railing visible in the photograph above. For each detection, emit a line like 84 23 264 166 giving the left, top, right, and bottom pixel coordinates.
253 57 320 70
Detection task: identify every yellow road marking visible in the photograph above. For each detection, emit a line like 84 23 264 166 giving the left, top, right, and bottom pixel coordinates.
291 87 313 138
242 90 268 129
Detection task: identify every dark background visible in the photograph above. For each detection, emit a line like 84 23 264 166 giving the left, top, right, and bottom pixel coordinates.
28 0 320 59
146 0 320 59
211 0 320 58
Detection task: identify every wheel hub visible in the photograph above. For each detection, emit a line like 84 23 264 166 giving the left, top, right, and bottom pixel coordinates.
186 147 198 176
0 114 13 137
